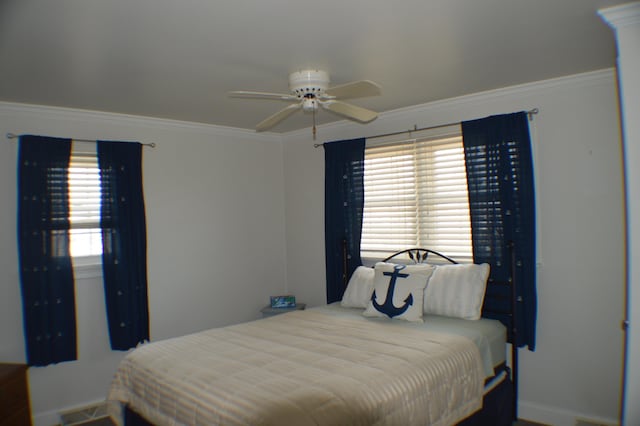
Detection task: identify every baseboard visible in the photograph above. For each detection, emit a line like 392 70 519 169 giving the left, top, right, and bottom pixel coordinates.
519 400 618 426
33 398 106 426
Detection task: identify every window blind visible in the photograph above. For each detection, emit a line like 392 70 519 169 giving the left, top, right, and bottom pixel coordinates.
68 142 103 258
361 126 473 263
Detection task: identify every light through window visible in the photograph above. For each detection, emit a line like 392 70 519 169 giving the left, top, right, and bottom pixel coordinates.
68 142 103 261
360 126 473 263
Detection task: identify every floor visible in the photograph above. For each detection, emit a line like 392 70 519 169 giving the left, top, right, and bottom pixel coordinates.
516 420 549 426
70 418 547 426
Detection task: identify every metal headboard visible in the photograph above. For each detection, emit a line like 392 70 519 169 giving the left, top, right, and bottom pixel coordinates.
381 248 458 265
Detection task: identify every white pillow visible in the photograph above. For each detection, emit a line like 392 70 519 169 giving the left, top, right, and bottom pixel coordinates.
363 262 434 322
423 263 490 320
341 266 375 308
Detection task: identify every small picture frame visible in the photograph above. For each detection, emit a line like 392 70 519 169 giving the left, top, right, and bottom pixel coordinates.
270 295 296 309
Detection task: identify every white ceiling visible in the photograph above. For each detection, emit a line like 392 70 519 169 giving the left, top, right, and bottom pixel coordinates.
0 0 621 133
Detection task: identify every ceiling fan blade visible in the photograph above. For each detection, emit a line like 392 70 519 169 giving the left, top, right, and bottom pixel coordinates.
228 91 298 102
322 80 381 100
321 100 378 123
256 103 301 131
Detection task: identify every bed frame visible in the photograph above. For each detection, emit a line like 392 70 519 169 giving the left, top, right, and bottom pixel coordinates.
358 244 519 424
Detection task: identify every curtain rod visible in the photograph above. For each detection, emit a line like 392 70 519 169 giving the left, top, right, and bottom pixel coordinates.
313 108 539 148
5 133 156 148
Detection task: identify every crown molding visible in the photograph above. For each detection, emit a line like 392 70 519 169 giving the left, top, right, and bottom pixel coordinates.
380 69 615 120
2 68 615 144
599 2 640 29
0 101 282 144
284 68 616 140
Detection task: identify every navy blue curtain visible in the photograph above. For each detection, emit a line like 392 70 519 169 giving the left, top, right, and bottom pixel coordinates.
462 112 537 350
324 138 366 304
98 142 149 350
17 135 77 366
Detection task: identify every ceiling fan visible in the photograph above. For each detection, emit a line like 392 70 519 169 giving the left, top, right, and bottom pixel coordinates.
228 70 381 136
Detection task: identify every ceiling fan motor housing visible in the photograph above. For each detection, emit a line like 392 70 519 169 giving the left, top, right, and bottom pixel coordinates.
289 70 329 98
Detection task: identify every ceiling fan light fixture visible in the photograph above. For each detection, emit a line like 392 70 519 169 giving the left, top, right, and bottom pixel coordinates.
302 98 318 113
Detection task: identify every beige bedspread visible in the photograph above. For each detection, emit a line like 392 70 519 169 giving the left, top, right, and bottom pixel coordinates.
108 309 485 426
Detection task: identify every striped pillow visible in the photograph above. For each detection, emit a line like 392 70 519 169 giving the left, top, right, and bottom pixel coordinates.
341 266 375 308
423 263 490 320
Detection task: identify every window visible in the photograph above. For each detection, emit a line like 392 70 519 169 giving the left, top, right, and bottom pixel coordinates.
68 142 103 266
360 125 473 263
18 135 149 361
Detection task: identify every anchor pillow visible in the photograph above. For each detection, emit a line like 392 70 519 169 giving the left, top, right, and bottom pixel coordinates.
363 262 435 322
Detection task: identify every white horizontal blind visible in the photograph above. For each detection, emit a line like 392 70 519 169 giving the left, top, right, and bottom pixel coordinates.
361 126 473 263
68 142 103 258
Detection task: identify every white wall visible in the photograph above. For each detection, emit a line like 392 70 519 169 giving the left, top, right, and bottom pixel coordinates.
282 69 625 426
599 4 640 425
0 103 288 425
0 69 626 426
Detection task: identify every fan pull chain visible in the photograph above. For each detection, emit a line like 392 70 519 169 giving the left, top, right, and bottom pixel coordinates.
312 106 317 140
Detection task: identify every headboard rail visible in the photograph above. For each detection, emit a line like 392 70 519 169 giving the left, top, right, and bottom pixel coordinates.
381 248 458 265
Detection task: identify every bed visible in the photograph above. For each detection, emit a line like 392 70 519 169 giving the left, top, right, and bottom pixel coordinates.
107 248 517 426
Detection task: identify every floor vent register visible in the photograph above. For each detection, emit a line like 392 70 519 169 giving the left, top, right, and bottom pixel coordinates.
59 402 111 426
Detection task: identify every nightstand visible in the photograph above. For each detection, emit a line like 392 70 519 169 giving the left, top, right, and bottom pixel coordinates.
261 303 306 318
0 363 32 426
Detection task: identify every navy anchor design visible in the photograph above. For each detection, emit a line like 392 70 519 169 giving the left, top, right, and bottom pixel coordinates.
371 265 413 318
